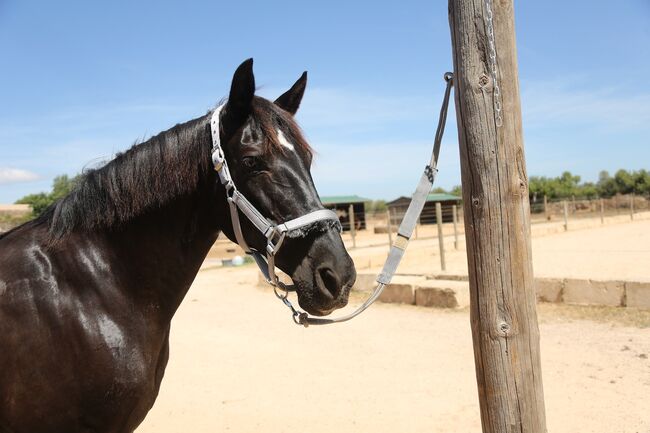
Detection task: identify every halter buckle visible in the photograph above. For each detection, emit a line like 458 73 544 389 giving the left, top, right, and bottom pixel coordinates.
265 229 286 251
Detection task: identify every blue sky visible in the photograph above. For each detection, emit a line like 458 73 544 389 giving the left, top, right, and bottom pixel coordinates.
1 0 649 203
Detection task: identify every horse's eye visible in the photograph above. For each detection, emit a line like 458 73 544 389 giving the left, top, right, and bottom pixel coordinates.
242 156 263 172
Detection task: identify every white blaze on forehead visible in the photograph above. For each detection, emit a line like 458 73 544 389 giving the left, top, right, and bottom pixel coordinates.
276 129 295 151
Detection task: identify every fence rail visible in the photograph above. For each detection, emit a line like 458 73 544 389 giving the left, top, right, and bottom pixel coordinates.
529 194 649 224
335 193 649 273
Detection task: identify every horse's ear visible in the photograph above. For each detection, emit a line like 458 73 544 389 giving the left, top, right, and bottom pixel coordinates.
274 71 307 115
224 58 255 133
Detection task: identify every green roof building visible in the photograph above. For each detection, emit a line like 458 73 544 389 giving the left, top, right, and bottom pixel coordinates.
320 195 371 231
387 193 461 225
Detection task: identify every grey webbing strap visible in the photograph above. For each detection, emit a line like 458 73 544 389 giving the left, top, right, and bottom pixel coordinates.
377 170 436 284
277 209 340 234
227 197 250 252
376 72 453 286
230 190 274 236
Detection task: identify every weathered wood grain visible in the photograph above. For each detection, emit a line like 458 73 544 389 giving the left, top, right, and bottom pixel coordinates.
448 1 548 432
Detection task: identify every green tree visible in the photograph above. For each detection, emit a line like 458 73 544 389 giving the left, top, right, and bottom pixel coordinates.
614 169 635 194
633 169 650 195
15 193 52 216
51 175 78 200
15 174 79 217
529 176 551 200
366 200 387 213
556 171 581 197
578 182 599 198
597 170 617 197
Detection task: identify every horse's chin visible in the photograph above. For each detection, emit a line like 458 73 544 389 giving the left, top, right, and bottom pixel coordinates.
295 285 350 317
299 303 336 317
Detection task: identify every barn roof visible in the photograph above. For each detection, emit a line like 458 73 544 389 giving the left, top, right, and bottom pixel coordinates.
387 193 461 206
320 195 371 205
425 193 461 202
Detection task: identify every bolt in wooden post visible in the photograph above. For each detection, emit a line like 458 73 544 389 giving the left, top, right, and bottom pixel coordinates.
630 194 635 220
385 210 393 249
543 195 548 220
449 0 547 432
563 201 569 231
435 202 446 271
600 198 605 224
348 204 356 249
453 204 459 250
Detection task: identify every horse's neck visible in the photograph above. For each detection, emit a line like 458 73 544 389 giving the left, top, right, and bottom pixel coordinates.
104 186 226 320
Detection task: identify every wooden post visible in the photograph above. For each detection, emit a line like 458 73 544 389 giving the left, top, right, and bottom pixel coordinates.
385 210 393 249
600 198 605 224
435 202 446 271
572 195 576 213
449 0 547 432
563 201 569 231
348 204 357 249
543 195 548 220
453 204 459 250
630 194 635 220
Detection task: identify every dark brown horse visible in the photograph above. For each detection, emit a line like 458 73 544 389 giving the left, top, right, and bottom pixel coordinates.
0 59 356 433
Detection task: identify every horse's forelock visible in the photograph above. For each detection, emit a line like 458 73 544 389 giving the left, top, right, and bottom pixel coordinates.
250 97 313 158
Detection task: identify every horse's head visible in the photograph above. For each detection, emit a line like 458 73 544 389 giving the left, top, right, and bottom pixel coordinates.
217 59 356 316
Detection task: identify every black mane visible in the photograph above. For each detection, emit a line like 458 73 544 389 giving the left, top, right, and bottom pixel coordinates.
31 97 312 241
46 113 212 240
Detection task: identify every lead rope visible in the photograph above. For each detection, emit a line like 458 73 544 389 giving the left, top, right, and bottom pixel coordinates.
281 72 454 326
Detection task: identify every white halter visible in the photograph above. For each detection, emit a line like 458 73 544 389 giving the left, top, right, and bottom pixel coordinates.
210 104 341 298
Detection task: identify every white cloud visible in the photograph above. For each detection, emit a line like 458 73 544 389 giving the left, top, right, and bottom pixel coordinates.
0 167 39 185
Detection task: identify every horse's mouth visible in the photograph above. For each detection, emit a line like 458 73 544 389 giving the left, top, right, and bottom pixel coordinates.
295 283 351 317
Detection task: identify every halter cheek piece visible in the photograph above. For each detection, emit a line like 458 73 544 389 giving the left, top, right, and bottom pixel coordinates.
210 105 341 299
211 73 453 327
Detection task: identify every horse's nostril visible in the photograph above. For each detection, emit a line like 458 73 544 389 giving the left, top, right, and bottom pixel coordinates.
317 267 341 300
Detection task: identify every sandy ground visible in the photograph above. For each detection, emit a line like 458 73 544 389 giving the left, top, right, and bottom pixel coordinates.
136 261 650 433
207 213 650 283
347 217 650 283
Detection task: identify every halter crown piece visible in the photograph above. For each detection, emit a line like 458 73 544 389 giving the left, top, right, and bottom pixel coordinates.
211 72 453 327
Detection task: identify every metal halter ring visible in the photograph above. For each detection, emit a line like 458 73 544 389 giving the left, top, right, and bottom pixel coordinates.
273 285 289 300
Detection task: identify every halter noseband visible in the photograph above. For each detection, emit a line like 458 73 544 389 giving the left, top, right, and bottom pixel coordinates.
210 104 341 298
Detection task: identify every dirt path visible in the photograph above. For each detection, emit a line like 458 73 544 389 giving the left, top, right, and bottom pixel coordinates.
136 266 649 433
351 218 650 283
